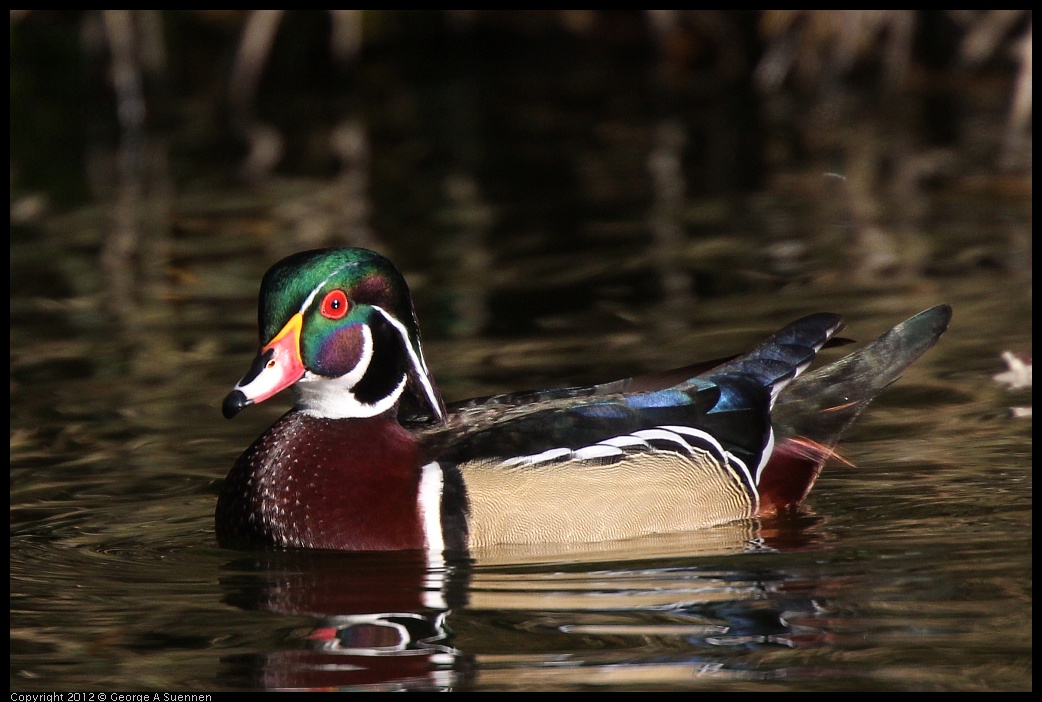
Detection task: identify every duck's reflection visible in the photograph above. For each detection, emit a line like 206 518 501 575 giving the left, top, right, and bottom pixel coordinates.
218 549 473 691
218 514 829 690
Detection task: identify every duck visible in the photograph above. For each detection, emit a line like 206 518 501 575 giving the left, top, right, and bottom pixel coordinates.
216 247 951 554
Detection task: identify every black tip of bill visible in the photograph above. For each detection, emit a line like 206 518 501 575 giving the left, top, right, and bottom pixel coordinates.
222 390 250 419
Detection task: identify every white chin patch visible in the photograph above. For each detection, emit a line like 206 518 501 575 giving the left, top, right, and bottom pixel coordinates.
296 372 406 419
293 324 407 419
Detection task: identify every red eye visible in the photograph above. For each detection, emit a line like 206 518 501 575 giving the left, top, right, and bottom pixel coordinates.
320 290 350 319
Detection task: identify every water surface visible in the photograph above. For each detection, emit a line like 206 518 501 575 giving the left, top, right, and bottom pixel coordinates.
11 12 1031 691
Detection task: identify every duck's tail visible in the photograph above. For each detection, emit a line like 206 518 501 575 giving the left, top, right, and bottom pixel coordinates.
757 305 952 513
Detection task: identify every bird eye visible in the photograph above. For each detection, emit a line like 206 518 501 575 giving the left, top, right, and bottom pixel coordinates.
320 290 350 320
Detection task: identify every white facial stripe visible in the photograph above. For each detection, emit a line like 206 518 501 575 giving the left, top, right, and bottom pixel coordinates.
299 262 357 314
290 268 435 420
372 305 444 421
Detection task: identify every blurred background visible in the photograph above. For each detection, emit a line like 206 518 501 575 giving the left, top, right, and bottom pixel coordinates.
11 10 1031 331
10 11 1032 691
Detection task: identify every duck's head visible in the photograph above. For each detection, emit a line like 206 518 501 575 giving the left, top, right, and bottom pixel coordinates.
222 248 445 422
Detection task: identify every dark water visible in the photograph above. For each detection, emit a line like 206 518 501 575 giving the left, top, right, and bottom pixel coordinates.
11 229 1031 691
11 13 1031 692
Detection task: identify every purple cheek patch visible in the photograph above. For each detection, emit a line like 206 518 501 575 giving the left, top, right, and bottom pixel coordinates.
313 324 365 377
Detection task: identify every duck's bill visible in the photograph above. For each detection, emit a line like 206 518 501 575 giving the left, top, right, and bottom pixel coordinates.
222 313 306 419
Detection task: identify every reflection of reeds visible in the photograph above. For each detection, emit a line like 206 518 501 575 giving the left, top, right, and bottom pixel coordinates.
750 11 1031 280
11 11 1030 181
9 11 1031 310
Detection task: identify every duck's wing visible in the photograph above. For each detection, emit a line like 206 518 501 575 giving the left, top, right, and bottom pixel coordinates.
418 313 850 547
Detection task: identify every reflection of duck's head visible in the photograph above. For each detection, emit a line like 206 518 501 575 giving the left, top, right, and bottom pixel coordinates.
216 247 951 556
218 550 467 691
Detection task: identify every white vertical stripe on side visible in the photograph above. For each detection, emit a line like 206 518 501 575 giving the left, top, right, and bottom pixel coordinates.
418 461 447 609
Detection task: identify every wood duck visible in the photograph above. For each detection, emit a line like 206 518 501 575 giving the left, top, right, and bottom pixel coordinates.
216 247 951 554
